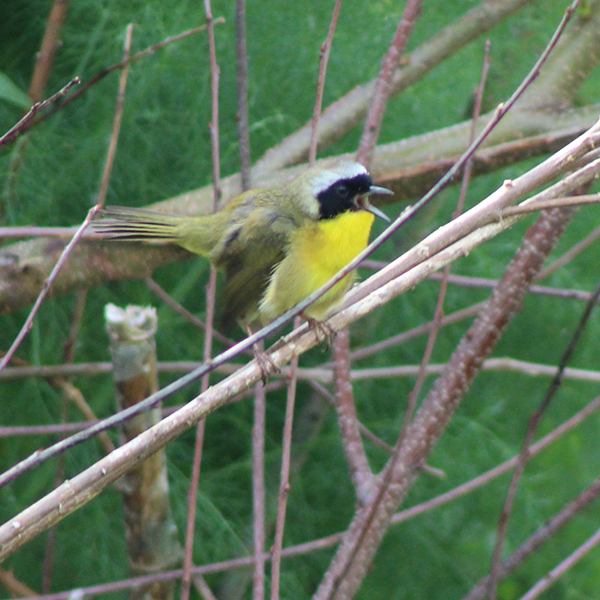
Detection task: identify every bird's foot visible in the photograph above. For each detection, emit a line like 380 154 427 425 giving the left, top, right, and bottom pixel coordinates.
303 316 336 346
253 345 279 385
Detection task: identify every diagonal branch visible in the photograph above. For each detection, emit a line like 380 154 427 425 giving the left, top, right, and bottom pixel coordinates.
313 203 577 599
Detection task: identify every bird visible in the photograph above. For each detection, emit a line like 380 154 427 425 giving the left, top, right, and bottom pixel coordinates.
92 161 393 331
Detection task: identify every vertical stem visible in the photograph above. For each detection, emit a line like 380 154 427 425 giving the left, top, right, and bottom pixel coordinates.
28 0 70 103
182 2 221 596
270 318 301 599
308 0 343 166
356 0 423 166
236 0 252 190
332 328 373 503
253 373 267 600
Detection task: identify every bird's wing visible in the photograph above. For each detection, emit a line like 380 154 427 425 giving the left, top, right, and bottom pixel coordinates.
215 200 297 328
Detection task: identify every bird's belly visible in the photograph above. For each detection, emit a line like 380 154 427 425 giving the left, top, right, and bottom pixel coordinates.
259 210 375 321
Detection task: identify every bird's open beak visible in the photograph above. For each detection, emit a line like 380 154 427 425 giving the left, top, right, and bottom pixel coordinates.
360 185 393 222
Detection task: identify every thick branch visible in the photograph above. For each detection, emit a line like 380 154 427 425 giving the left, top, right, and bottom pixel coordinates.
314 205 577 599
1 106 596 315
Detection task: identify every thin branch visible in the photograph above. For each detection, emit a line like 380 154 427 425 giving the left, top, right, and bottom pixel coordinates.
182 4 221 596
145 278 245 351
0 215 93 373
501 192 600 215
1 22 224 146
425 271 600 304
0 567 37 597
540 222 600 277
456 40 492 217
332 328 374 503
270 319 301 600
518 527 600 600
3 117 600 496
206 2 221 207
487 266 600 600
309 381 394 453
404 40 491 435
8 393 600 600
0 24 133 375
349 302 485 362
0 78 80 148
193 575 219 600
464 478 600 600
252 371 266 600
395 394 600 529
28 0 70 103
236 0 251 190
255 0 536 172
308 0 343 166
356 0 423 167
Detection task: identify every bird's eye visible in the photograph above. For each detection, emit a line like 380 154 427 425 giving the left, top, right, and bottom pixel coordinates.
336 183 349 197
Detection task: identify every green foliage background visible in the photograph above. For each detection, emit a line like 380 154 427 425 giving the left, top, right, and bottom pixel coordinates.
2 0 600 598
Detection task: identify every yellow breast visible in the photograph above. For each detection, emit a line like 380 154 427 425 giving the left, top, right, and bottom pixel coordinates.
259 210 375 322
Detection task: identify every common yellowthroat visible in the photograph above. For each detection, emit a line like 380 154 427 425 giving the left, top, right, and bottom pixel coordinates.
92 161 392 329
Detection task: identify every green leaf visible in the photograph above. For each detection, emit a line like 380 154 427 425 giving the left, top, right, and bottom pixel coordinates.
0 71 31 109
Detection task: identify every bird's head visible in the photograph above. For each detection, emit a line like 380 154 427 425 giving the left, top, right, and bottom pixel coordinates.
294 161 393 222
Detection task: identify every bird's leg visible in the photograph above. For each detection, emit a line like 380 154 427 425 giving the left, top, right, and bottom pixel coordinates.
302 315 337 347
245 325 279 384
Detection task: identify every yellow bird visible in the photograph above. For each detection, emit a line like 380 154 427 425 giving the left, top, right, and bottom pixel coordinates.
92 161 392 329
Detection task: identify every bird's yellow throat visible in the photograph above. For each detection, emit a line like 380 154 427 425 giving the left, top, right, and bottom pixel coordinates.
297 210 375 282
259 209 375 322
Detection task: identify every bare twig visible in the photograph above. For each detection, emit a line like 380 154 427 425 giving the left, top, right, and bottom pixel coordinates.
396 395 600 530
3 115 599 498
518 527 600 600
0 78 80 148
487 265 600 600
270 319 301 600
308 0 343 166
540 223 600 277
332 328 374 503
28 0 70 104
252 372 267 600
236 0 251 189
456 40 492 217
1 22 224 146
205 2 221 207
356 0 423 166
0 23 134 375
255 0 536 172
0 567 37 597
182 412 208 600
424 271 600 304
465 477 600 599
193 575 219 600
7 394 600 600
309 381 394 453
145 278 244 351
181 4 222 597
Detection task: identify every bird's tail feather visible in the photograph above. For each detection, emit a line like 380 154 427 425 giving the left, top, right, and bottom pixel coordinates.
91 206 184 243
